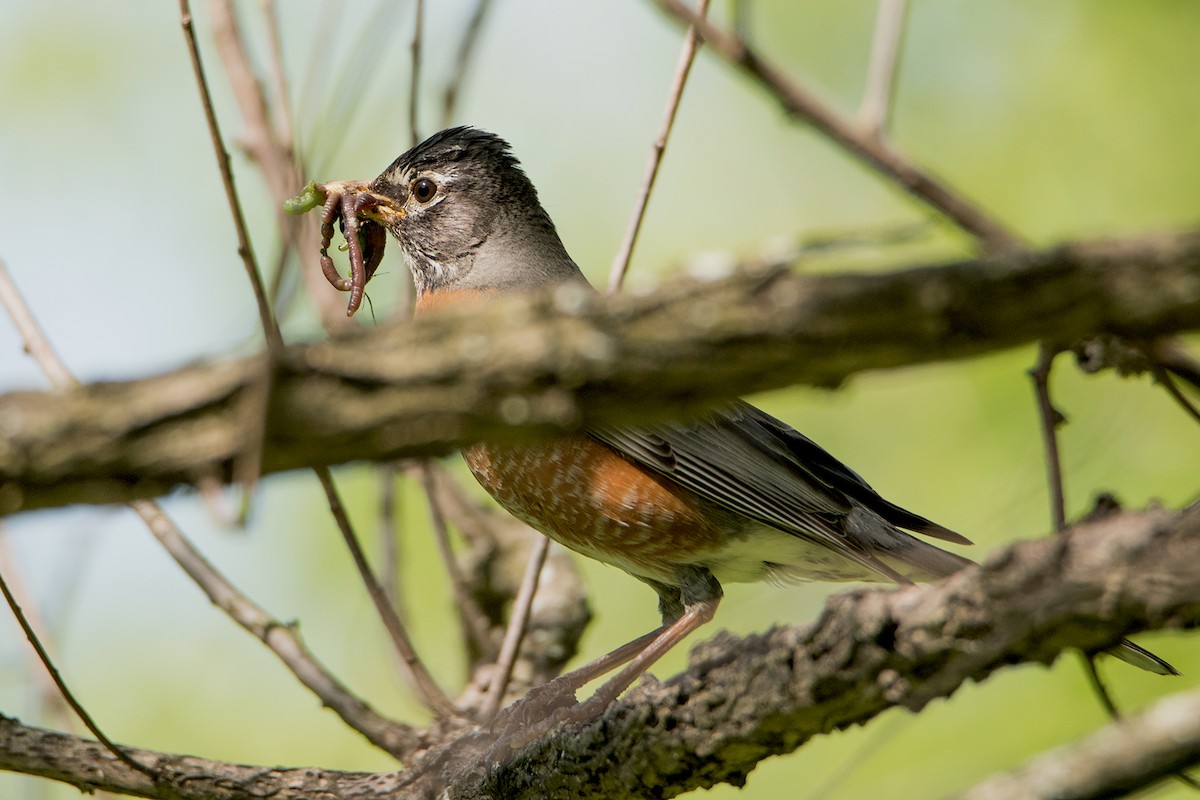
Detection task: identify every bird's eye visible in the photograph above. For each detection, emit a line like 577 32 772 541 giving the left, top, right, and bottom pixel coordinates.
412 177 437 203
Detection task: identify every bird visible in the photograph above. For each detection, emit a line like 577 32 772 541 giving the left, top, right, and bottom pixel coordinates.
362 126 1175 721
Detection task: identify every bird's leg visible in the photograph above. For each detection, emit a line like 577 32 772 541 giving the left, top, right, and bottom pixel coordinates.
564 567 723 721
489 569 722 738
565 594 719 723
487 626 664 730
485 596 719 759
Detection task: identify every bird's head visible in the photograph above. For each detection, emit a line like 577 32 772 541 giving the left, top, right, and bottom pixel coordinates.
369 127 583 297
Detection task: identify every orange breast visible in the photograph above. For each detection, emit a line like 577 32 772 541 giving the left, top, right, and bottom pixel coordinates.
463 436 725 583
414 286 490 315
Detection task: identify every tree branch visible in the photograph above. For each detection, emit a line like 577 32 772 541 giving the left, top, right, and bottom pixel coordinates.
650 0 1022 250
2 230 1199 514
447 504 1200 800
955 685 1200 800
2 506 1197 799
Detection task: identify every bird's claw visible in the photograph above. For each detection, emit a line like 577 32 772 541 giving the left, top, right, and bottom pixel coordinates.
483 677 618 763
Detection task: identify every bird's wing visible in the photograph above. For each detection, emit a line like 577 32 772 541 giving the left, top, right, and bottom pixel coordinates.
727 401 970 545
592 401 969 583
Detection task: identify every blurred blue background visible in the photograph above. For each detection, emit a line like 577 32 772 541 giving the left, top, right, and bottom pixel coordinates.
1 1 1197 797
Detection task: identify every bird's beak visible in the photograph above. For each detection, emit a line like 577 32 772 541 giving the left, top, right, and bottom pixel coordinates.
362 194 404 228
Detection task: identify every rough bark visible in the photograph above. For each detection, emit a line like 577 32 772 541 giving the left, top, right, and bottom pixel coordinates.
2 505 1198 799
2 230 1199 514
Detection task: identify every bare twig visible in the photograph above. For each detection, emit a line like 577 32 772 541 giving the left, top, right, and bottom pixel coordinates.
1079 652 1119 718
202 7 457 718
441 0 494 127
129 498 421 758
858 0 908 138
0 529 71 721
179 0 280 356
1156 366 1200 425
409 0 424 147
416 464 496 663
1028 328 1191 785
0 271 75 390
0 258 75 391
378 463 406 616
650 0 1023 252
260 0 293 150
481 536 549 720
608 0 711 292
0 554 157 782
209 0 352 331
181 0 282 507
313 465 459 719
1029 343 1067 531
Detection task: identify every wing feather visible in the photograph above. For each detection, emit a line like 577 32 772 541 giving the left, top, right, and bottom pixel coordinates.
591 401 966 583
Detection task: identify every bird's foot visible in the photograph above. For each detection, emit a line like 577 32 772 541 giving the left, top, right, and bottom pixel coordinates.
484 676 615 760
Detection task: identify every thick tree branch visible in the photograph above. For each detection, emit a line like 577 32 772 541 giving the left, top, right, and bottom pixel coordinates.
956 684 1200 800
1 506 1196 799
2 231 1199 514
446 504 1200 800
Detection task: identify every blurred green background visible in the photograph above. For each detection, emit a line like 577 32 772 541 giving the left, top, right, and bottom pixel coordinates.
1 1 1197 798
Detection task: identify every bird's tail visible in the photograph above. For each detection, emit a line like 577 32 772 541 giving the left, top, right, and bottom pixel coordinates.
865 513 1179 677
1108 638 1180 676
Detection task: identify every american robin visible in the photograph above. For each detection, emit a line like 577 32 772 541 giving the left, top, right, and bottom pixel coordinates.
362 127 1174 719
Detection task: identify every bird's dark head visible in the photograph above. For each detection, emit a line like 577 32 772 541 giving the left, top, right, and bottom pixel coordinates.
370 127 584 297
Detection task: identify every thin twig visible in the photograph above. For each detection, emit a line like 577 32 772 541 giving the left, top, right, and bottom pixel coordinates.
608 0 712 292
193 0 449 732
181 0 281 509
260 0 293 151
858 0 908 138
301 3 403 178
129 498 421 758
378 463 406 618
0 555 157 782
0 530 71 721
417 463 496 663
209 0 352 332
204 3 454 716
1029 343 1068 531
481 536 550 720
650 0 1023 252
0 257 75 390
409 0 424 148
441 0 494 127
1027 349 1187 785
313 465 460 719
1078 651 1118 717
179 0 280 356
1157 366 1200 425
